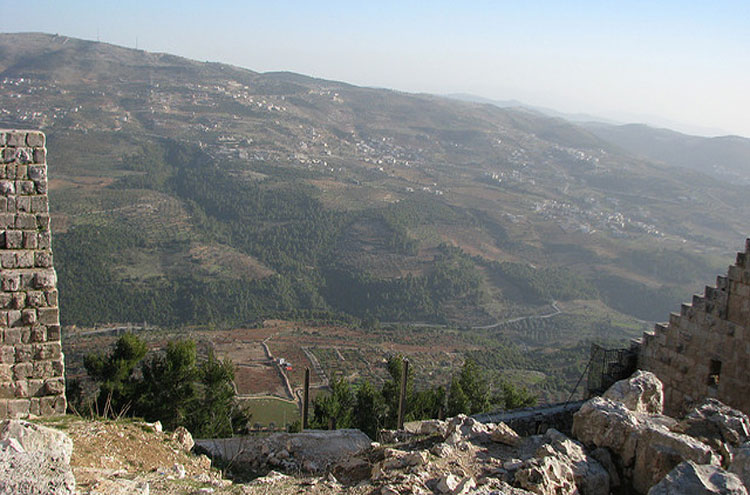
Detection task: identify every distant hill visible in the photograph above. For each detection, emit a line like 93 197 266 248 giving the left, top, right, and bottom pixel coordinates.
444 93 622 125
584 122 750 183
0 32 747 344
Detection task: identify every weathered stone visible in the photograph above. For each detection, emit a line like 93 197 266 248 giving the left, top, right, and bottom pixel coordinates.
675 398 750 448
444 414 491 443
25 132 44 148
490 421 522 446
332 457 372 484
515 455 578 495
729 441 750 489
436 473 460 494
573 397 641 466
172 426 194 451
633 423 719 493
648 461 747 495
404 418 447 436
542 428 610 495
0 447 75 494
572 395 720 493
0 419 73 464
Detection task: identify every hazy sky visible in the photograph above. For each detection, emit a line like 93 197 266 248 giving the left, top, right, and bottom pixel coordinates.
5 1 750 137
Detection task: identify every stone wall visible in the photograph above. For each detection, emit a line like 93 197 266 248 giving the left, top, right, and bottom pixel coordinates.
0 130 65 418
639 238 750 417
473 400 586 436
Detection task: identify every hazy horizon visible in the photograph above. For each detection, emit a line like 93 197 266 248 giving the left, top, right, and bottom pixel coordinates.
4 1 749 138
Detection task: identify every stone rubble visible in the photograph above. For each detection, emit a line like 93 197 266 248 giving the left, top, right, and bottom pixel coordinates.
244 370 750 495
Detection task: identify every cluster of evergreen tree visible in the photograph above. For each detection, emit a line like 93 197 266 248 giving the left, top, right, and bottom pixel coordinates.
70 334 250 438
309 356 535 440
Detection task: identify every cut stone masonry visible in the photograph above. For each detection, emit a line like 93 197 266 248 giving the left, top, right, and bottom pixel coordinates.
0 129 65 419
639 238 750 417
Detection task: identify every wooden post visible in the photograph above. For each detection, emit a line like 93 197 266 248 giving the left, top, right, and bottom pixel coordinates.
302 367 310 430
397 359 409 430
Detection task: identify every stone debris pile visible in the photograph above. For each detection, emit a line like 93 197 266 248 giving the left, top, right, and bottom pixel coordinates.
234 371 750 495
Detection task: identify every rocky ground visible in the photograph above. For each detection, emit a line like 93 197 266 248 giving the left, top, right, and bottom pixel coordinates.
3 370 750 494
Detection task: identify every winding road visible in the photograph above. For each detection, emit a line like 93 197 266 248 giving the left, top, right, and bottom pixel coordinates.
383 300 562 331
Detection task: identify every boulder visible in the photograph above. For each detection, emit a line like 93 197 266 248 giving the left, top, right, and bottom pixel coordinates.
603 370 664 414
0 420 76 495
436 474 460 494
541 428 609 495
515 455 578 495
172 426 194 452
633 424 719 493
444 414 490 442
572 396 720 494
331 457 372 484
404 419 448 437
674 399 750 449
490 422 522 447
572 397 641 466
0 419 73 464
648 461 747 495
729 442 750 490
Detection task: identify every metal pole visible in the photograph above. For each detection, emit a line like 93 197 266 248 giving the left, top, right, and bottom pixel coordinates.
302 368 310 430
397 359 409 430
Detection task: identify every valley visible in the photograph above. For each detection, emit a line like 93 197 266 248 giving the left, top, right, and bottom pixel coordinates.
2 32 749 412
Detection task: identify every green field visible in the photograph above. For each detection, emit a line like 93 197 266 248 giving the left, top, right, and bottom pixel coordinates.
240 397 299 430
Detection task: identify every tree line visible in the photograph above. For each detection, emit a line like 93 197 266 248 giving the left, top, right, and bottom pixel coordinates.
308 355 535 439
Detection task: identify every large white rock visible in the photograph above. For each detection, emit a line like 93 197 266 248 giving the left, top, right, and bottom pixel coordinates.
0 420 76 495
445 414 490 442
572 396 720 494
0 419 73 464
648 461 747 495
541 428 610 495
572 397 641 466
172 426 194 452
603 370 664 414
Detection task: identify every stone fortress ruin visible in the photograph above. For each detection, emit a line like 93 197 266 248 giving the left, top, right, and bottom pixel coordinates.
0 129 65 419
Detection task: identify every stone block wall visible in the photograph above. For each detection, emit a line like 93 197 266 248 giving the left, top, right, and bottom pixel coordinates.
639 238 750 416
0 130 65 418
